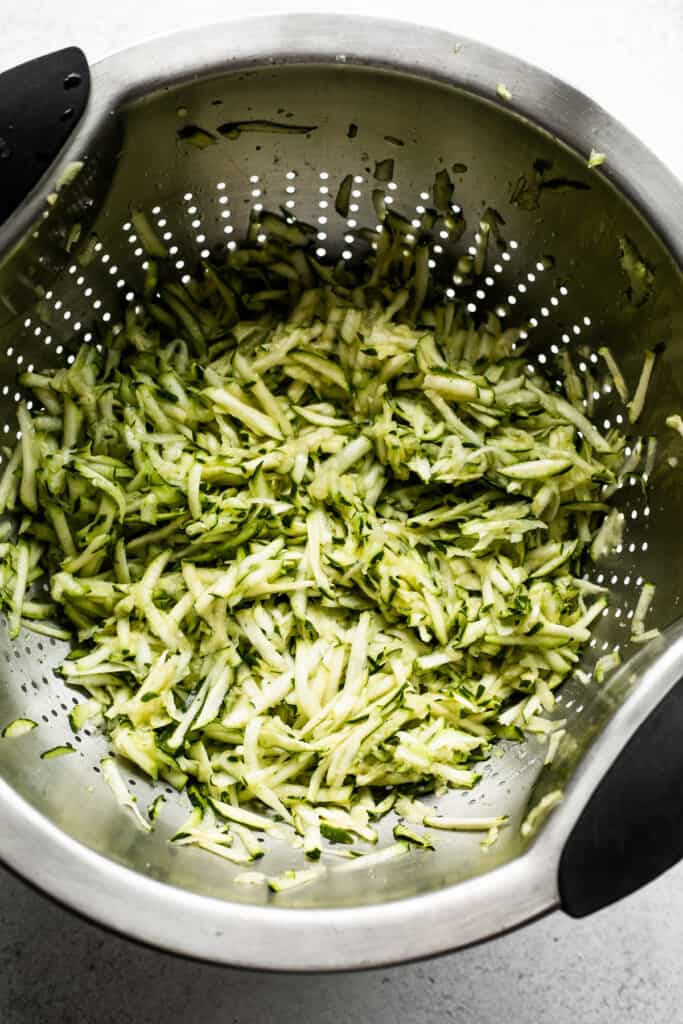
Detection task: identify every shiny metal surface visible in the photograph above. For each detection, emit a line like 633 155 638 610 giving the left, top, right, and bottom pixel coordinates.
0 14 682 969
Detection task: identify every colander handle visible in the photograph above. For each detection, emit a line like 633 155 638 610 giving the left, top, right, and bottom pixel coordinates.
558 675 683 916
0 47 90 224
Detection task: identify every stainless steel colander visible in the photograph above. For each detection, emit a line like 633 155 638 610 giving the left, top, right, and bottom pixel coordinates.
1 14 683 970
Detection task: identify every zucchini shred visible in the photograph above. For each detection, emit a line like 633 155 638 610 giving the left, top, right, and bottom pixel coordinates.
0 196 646 877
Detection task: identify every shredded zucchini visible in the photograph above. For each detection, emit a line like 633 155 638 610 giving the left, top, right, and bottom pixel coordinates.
69 698 103 732
480 821 503 849
520 789 563 838
0 201 647 867
631 628 660 645
393 822 434 848
336 842 409 871
101 757 151 832
235 870 267 886
40 744 76 759
666 413 683 438
267 866 325 892
628 349 657 424
631 582 655 639
594 650 621 683
598 346 628 403
2 718 37 738
148 793 166 821
618 236 654 307
544 727 566 766
423 813 508 832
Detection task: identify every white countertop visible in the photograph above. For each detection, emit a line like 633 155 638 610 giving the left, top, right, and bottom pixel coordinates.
3 0 682 180
1 3 682 1021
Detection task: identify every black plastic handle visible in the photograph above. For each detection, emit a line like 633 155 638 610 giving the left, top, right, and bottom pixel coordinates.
559 675 683 916
0 47 90 225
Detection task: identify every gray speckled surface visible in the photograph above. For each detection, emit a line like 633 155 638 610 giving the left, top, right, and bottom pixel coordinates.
2 2 683 1020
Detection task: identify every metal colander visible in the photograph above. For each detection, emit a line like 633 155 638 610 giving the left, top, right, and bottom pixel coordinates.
1 14 683 970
